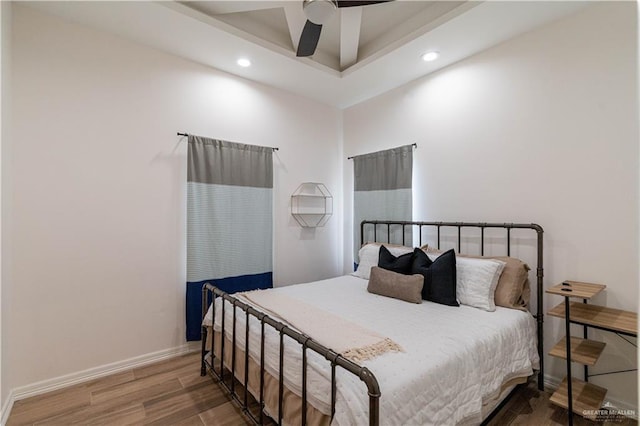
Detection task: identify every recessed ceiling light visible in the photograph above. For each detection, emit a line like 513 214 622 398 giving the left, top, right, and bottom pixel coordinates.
421 51 439 62
237 58 251 67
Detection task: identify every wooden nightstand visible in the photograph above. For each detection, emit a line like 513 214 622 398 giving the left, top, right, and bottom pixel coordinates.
546 281 637 425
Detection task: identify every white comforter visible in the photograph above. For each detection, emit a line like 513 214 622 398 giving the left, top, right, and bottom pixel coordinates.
203 275 539 426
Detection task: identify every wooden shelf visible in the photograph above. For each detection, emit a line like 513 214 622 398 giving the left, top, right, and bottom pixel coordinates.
547 279 638 424
550 377 607 415
548 302 638 336
546 281 606 299
549 337 606 366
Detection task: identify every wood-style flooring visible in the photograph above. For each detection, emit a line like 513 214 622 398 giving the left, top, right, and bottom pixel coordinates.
486 381 637 426
6 351 637 425
7 352 249 426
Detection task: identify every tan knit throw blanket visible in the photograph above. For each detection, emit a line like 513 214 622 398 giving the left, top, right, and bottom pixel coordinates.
239 290 403 363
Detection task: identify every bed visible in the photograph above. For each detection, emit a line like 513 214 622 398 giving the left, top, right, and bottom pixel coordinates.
200 220 545 426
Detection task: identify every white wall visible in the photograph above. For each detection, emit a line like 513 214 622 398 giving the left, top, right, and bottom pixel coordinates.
344 2 638 409
0 0 12 418
6 3 342 396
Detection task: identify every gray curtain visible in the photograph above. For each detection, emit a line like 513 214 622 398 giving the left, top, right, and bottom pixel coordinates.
353 145 413 259
186 135 273 341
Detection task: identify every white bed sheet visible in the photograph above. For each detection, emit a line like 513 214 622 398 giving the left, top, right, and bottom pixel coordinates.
203 275 539 426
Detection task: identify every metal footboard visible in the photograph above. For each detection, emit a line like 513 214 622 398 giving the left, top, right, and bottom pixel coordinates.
200 283 381 426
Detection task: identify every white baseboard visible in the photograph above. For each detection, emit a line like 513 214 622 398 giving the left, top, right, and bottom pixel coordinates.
544 374 638 420
0 342 200 425
1 389 15 426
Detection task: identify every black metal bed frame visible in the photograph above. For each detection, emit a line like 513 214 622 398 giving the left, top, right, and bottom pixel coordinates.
200 220 545 426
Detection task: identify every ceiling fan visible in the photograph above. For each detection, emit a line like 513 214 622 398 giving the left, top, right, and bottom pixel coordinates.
297 0 391 57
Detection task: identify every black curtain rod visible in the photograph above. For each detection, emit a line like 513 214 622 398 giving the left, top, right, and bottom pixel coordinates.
347 143 417 160
177 132 279 151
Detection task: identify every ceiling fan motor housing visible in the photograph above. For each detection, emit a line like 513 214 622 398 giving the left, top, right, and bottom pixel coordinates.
303 0 338 25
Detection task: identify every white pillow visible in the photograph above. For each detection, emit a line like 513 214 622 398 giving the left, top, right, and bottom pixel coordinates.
352 243 414 280
455 257 506 311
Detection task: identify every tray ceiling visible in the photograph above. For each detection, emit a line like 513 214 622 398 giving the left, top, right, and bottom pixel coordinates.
25 1 589 108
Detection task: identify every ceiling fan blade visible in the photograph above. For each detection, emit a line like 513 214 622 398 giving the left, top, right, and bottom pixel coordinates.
296 20 323 57
336 0 391 7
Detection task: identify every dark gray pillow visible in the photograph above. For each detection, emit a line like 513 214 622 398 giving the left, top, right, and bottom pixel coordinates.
378 245 414 274
411 248 459 306
367 266 424 304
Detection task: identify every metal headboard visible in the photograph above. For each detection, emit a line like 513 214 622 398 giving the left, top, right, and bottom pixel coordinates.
360 220 545 391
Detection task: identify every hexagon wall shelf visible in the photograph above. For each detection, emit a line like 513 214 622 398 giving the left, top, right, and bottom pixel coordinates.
291 183 333 228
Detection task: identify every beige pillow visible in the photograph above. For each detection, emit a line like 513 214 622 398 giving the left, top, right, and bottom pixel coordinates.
489 256 531 310
516 278 531 311
367 267 424 304
421 246 530 310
